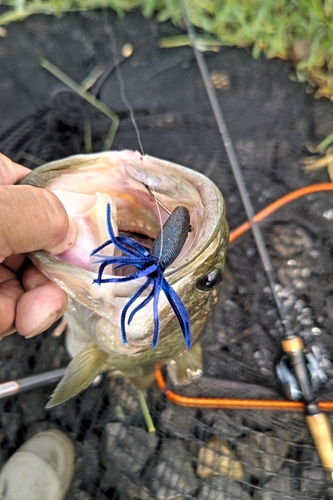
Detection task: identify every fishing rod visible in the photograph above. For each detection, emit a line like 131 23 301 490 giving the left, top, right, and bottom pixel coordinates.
0 368 66 398
178 0 333 480
0 367 104 400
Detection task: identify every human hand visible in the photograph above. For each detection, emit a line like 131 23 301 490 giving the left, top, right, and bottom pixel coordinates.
0 153 77 340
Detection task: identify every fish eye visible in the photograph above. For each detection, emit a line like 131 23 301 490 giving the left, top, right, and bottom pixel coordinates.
196 268 223 291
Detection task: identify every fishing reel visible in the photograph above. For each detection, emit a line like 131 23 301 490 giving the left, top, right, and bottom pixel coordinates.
277 345 333 401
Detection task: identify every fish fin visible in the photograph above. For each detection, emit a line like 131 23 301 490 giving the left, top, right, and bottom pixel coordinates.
46 344 108 408
166 342 203 385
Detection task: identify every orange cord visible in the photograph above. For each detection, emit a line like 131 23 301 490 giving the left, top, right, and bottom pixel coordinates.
155 182 333 411
155 368 333 411
229 183 333 243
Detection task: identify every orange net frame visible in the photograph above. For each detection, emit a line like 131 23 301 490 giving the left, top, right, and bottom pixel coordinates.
155 182 333 411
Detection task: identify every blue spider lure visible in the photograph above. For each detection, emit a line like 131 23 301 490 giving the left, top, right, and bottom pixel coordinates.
91 203 192 349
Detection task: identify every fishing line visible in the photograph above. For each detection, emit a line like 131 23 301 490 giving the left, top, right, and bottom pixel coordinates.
143 182 167 263
109 23 166 269
110 30 144 156
152 184 165 263
144 184 172 216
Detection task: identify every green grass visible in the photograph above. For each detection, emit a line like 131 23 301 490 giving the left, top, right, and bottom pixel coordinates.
1 0 333 98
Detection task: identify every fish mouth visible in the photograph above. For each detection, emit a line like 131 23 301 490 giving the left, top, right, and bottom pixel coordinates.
30 150 223 278
21 150 226 287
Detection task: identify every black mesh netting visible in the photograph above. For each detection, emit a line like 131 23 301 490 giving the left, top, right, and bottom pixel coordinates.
0 7 333 500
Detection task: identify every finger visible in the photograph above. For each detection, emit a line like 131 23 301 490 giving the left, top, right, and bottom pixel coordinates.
16 264 68 337
16 284 67 337
0 185 77 262
0 153 31 185
0 265 24 338
21 262 50 290
2 255 25 273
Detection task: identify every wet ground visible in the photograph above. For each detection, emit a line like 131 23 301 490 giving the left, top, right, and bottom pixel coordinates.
0 8 333 499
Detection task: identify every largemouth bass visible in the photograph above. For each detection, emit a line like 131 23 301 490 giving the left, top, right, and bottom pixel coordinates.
21 150 229 406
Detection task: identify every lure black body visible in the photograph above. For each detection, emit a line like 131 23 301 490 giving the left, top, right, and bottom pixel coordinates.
150 206 190 268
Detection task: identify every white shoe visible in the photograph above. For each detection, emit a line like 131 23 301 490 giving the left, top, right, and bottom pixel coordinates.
0 430 75 500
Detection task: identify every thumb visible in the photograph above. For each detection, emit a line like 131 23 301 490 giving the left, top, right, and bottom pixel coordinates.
0 185 77 261
0 152 31 184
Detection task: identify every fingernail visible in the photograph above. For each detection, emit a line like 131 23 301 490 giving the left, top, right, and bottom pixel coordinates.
49 217 78 256
25 313 58 338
